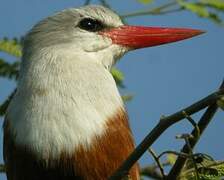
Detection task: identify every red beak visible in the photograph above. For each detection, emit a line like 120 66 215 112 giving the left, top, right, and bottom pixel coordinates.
100 25 205 49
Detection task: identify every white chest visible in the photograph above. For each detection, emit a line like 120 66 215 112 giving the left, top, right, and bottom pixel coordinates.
7 60 124 159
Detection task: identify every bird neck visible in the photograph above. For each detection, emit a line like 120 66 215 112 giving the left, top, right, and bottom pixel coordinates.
7 47 125 160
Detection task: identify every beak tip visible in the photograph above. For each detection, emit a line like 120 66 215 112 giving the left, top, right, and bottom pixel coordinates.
194 29 206 36
186 29 206 40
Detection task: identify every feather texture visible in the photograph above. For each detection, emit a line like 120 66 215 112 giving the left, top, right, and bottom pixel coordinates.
4 109 139 180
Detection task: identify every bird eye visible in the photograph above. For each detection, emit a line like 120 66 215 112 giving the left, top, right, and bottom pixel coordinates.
78 18 104 32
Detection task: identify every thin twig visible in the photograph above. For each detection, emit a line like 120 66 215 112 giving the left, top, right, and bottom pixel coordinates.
154 8 183 15
109 84 224 180
182 111 200 139
158 150 189 160
148 148 165 178
185 136 200 180
166 81 224 179
121 1 181 18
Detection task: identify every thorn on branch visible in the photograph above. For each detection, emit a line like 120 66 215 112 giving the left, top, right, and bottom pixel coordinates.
159 115 166 121
175 133 194 140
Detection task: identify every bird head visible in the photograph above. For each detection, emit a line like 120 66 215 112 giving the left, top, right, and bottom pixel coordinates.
23 5 204 70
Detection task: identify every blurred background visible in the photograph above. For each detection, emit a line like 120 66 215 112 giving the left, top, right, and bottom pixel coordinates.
0 0 224 179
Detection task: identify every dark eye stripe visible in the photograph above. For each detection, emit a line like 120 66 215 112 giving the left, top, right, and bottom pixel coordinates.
78 18 104 32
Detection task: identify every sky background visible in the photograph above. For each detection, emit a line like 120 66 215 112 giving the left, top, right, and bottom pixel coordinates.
0 0 224 179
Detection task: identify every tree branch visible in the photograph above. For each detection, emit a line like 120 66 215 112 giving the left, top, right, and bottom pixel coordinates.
148 148 165 178
166 81 224 179
109 83 224 180
121 1 182 18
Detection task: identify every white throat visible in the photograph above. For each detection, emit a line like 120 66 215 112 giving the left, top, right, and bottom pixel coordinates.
7 45 124 159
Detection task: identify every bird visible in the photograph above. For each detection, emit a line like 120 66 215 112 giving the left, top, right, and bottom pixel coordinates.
3 5 204 180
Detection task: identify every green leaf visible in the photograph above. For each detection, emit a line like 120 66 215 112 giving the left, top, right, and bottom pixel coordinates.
177 1 210 17
137 0 154 5
200 0 224 10
207 12 223 24
167 153 177 165
0 58 20 79
177 0 223 24
179 159 224 180
111 67 125 88
0 39 22 57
